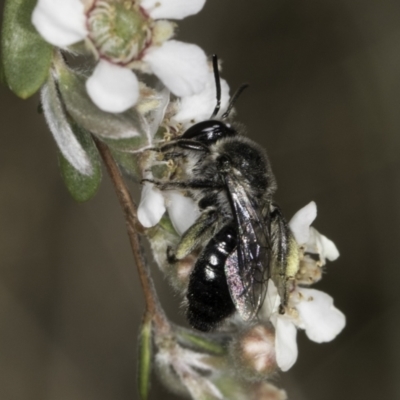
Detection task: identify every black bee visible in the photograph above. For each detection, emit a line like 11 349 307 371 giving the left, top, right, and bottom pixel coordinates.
145 56 299 331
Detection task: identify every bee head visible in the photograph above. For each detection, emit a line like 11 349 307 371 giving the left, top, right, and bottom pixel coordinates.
181 120 237 145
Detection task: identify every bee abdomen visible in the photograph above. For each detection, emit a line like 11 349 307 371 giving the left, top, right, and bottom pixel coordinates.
186 223 237 332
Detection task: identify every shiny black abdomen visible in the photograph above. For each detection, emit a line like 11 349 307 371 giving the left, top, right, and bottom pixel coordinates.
186 223 237 331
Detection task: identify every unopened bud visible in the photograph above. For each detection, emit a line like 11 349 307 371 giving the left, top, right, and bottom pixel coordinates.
230 324 278 380
167 252 198 292
252 382 287 400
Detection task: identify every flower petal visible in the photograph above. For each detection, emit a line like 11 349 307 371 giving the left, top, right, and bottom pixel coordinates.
305 227 340 263
32 0 87 47
138 183 166 228
289 201 317 245
141 0 206 20
272 316 298 372
319 232 340 261
173 72 230 127
165 191 200 235
296 288 346 343
147 86 170 138
86 60 139 113
143 40 208 98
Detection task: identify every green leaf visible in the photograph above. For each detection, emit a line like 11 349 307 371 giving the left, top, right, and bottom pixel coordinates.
158 215 179 236
108 146 141 179
138 316 153 400
177 328 227 356
1 0 53 98
59 124 102 202
213 376 249 400
55 62 149 149
42 74 94 175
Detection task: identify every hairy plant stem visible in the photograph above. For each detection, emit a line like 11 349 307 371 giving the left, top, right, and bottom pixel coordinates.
94 137 170 333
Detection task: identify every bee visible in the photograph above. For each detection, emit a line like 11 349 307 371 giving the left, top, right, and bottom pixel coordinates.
144 56 300 331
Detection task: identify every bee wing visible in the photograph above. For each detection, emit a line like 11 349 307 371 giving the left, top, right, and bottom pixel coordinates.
223 174 271 321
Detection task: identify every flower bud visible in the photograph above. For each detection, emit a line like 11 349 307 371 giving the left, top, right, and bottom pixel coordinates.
230 324 278 380
251 382 287 400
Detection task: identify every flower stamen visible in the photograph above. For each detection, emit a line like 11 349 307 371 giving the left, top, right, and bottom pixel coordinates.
87 0 153 64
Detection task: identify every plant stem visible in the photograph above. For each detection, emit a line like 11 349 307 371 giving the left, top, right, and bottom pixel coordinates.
94 137 169 332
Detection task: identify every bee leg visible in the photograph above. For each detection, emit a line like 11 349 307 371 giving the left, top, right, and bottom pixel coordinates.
173 209 221 260
270 204 300 313
141 178 223 190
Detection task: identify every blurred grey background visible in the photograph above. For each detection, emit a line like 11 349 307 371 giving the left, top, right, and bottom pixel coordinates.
1 0 400 399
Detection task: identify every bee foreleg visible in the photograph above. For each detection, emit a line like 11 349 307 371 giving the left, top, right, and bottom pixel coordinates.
141 178 223 190
174 209 222 260
270 204 300 312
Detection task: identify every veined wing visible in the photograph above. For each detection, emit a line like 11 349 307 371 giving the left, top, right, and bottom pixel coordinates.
223 173 271 321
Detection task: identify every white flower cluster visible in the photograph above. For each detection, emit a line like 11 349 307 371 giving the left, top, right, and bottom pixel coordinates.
32 0 210 113
263 201 345 371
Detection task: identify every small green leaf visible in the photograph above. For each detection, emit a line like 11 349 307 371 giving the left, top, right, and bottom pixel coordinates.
213 376 248 400
55 62 149 148
59 125 102 202
108 146 141 179
42 74 94 175
178 329 227 356
1 0 53 98
158 215 179 236
138 316 153 400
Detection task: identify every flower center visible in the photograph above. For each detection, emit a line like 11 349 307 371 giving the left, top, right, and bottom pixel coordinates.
87 0 152 64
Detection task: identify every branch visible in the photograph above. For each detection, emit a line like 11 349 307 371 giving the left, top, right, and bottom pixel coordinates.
94 137 169 332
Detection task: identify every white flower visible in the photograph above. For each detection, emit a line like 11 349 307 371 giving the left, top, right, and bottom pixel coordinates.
85 60 140 113
141 0 206 20
304 227 340 264
172 69 230 128
137 183 166 228
32 0 209 113
295 288 346 343
137 182 200 235
164 191 200 235
143 40 209 99
289 201 317 245
31 0 88 47
272 313 298 372
265 281 345 372
289 201 340 265
260 202 345 371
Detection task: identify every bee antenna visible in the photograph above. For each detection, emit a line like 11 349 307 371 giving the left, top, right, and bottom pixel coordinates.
221 83 249 119
210 54 222 119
